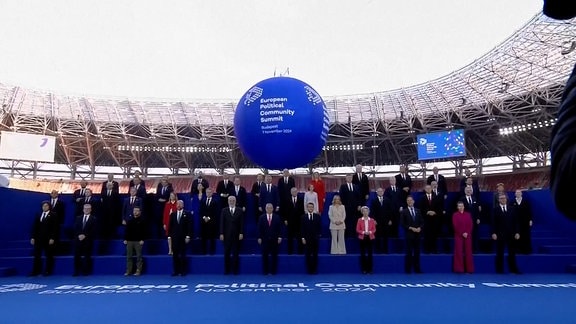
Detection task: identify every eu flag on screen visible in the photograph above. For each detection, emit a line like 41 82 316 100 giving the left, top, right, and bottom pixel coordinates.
416 129 466 161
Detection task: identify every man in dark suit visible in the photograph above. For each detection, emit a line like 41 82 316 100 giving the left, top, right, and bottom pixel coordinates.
30 201 58 276
216 174 235 210
459 168 473 192
156 176 173 203
352 164 370 205
49 190 66 227
461 176 481 201
277 168 296 207
492 183 508 209
191 171 209 196
73 204 98 276
128 170 146 189
251 174 264 222
395 165 412 208
430 179 446 207
283 187 304 254
418 185 442 254
168 200 192 276
400 196 424 274
155 176 173 238
461 186 482 252
430 180 446 201
220 196 244 275
491 194 521 274
258 203 283 275
512 189 533 254
230 177 248 213
100 173 119 197
131 177 147 199
430 180 448 247
301 202 321 274
260 175 279 213
339 174 361 237
100 182 121 238
371 188 393 253
122 187 143 224
384 176 403 238
199 188 218 255
459 170 480 199
73 180 88 205
76 188 98 219
426 167 448 195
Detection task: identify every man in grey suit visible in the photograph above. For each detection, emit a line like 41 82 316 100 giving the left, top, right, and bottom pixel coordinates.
220 196 244 275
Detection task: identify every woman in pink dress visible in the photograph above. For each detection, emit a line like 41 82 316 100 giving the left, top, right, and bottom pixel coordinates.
163 192 178 255
310 172 326 214
452 201 474 273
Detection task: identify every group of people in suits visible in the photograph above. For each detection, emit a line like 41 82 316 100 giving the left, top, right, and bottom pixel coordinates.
256 201 323 275
29 196 98 277
29 165 534 277
29 171 168 276
327 165 533 275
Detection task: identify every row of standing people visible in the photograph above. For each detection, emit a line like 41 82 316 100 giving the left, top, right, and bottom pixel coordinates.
60 166 527 246
30 190 526 276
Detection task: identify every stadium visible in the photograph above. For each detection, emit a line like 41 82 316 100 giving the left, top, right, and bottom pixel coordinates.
0 2 575 323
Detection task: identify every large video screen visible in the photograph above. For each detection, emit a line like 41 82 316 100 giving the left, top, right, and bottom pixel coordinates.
416 129 466 161
0 131 56 163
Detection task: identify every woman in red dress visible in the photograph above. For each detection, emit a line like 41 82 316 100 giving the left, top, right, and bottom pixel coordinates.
310 172 326 214
452 201 474 273
163 192 178 255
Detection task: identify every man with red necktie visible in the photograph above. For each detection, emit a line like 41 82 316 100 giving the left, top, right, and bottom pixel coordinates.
257 203 283 275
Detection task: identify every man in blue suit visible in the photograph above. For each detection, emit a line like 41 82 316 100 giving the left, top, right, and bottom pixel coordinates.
259 175 279 213
122 187 143 224
258 203 283 275
230 176 248 213
400 196 424 274
73 204 98 276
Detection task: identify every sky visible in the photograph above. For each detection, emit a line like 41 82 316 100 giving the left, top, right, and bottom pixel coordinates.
0 0 542 100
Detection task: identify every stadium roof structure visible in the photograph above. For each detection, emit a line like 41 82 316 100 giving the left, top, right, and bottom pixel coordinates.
0 13 575 175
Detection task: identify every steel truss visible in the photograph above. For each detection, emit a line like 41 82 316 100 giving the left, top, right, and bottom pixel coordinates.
0 13 574 177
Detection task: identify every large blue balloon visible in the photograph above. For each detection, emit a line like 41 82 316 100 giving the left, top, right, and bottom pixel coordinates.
234 77 329 170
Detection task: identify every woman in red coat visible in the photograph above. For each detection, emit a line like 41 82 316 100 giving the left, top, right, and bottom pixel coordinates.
163 192 178 255
356 206 377 274
310 172 326 214
452 201 474 273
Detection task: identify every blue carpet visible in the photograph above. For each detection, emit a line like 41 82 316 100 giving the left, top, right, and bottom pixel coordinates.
1 274 575 323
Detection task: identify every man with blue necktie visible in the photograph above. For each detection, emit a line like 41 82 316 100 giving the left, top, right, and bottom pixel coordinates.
400 196 424 274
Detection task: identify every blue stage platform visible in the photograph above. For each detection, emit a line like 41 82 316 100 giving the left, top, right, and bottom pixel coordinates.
1 274 576 323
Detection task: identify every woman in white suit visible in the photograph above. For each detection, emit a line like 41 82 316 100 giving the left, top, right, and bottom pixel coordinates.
304 184 319 214
328 195 346 254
